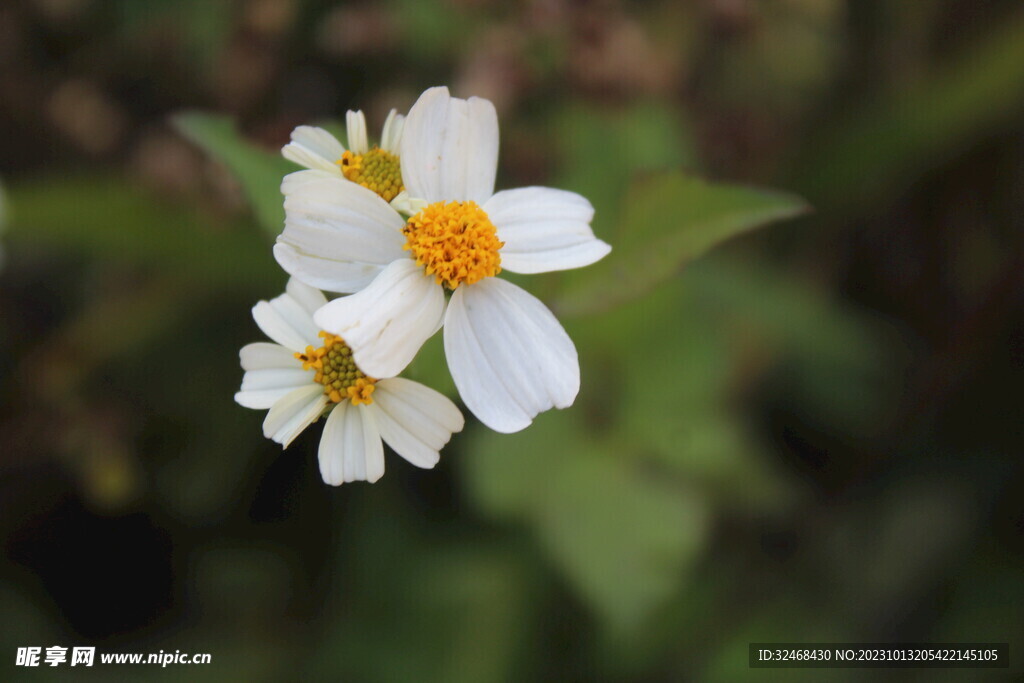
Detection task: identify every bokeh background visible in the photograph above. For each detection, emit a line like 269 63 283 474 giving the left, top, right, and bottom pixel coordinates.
2 0 1024 680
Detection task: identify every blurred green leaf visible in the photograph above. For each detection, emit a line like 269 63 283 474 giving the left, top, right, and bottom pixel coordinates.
556 172 808 317
553 102 694 229
173 112 294 236
792 6 1024 213
568 277 794 512
313 492 534 683
686 256 900 437
464 413 709 633
7 175 273 289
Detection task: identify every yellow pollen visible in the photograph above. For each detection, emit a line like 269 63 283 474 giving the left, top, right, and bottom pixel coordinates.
338 147 404 202
294 331 377 405
403 200 503 289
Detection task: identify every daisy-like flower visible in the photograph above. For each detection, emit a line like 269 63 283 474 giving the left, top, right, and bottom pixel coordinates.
277 86 611 433
280 108 423 214
235 278 464 486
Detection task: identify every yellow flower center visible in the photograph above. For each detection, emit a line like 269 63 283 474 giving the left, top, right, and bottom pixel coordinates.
338 147 404 202
403 200 503 289
295 331 376 405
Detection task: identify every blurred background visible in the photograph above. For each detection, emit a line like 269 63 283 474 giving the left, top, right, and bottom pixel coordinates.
1 0 1023 680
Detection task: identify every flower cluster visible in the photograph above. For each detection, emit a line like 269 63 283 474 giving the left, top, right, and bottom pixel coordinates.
237 86 611 485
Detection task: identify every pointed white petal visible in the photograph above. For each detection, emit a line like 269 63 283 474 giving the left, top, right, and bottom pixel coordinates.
313 259 445 379
380 109 404 154
280 172 407 267
282 126 346 173
240 342 298 370
262 384 328 448
444 278 579 433
369 378 464 469
484 187 611 273
274 243 386 295
318 401 385 485
346 110 369 154
400 86 499 203
285 277 328 315
234 387 298 410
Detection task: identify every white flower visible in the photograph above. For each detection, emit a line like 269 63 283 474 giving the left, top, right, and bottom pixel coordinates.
235 278 464 486
278 86 611 433
281 109 423 214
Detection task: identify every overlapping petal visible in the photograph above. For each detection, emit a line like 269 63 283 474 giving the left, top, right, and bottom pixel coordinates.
236 365 312 409
318 400 385 485
280 172 406 263
262 384 329 448
252 288 321 352
281 126 346 173
400 86 499 204
485 187 611 273
444 278 580 433
277 172 407 292
314 259 445 379
369 378 464 468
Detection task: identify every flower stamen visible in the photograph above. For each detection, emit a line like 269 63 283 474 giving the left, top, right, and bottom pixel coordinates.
338 147 404 202
295 331 377 405
403 200 503 289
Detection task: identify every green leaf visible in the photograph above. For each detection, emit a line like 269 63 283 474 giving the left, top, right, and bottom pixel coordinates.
686 256 899 436
556 172 808 317
463 412 709 633
312 492 534 683
567 278 794 513
6 175 273 289
790 6 1024 214
552 102 694 230
172 111 295 236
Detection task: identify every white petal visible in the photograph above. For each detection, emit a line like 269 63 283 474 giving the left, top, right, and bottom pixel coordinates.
346 110 369 154
485 187 611 273
274 243 386 295
280 172 406 267
380 109 404 154
318 402 385 485
279 168 338 188
252 288 319 352
282 126 345 173
262 384 328 448
240 342 298 370
313 259 445 379
234 388 297 410
369 378 464 469
241 368 312 391
444 278 579 433
400 86 499 203
285 277 328 315
389 191 427 215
